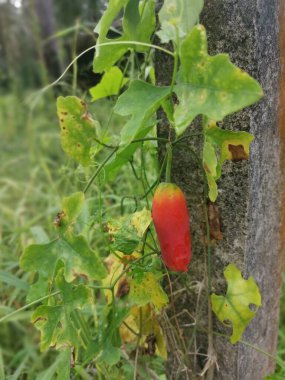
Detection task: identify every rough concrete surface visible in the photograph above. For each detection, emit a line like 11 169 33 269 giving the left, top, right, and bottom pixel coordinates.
155 0 284 379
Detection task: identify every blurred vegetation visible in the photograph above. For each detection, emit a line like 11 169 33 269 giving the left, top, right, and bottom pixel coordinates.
0 0 284 379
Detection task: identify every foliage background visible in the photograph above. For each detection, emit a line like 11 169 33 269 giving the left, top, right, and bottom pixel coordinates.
0 0 284 378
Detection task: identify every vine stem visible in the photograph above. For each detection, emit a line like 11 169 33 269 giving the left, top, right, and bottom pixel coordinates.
165 143 173 183
0 291 60 324
27 40 174 107
83 147 118 194
133 307 142 380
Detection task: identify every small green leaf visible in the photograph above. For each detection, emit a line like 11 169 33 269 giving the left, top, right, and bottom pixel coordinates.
93 0 155 73
211 264 261 344
129 272 168 311
104 120 155 181
174 25 263 134
96 343 121 366
108 208 152 254
89 67 128 102
157 0 203 43
57 96 99 166
112 226 140 254
56 349 71 380
114 80 169 146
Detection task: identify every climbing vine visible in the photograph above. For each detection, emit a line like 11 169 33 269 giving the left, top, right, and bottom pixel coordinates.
12 0 266 378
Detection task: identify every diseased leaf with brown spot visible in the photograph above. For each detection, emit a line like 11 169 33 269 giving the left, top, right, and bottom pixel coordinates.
57 96 99 166
208 202 223 240
203 123 254 201
228 144 248 161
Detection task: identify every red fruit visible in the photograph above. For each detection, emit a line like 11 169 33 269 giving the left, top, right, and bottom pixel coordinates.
151 183 191 272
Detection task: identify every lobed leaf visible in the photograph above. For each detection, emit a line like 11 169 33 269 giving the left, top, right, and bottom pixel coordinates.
32 270 93 351
203 124 254 201
211 264 261 344
20 235 107 298
174 25 263 134
114 80 169 146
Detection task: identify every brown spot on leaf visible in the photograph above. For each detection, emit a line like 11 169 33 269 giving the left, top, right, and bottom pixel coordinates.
116 277 130 298
61 111 68 115
54 211 66 227
208 202 223 240
228 144 248 161
33 317 47 323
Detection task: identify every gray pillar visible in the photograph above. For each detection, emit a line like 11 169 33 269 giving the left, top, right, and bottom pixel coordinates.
155 1 285 379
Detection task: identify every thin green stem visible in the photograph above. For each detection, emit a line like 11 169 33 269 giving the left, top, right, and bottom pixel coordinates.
173 133 204 146
165 143 173 183
133 307 142 380
27 41 174 107
0 291 60 324
83 147 118 194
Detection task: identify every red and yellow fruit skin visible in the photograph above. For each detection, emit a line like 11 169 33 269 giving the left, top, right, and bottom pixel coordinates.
151 183 191 272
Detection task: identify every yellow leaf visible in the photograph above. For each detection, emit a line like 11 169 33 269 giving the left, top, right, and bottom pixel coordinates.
131 207 152 237
130 272 169 311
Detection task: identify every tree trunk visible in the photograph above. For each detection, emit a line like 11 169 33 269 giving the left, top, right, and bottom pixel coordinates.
34 0 61 79
155 1 285 379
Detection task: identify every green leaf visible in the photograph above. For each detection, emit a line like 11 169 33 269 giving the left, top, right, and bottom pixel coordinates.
20 234 107 298
211 264 261 344
203 124 254 201
56 349 71 380
108 208 152 254
114 80 169 146
57 96 99 166
174 25 263 134
93 0 156 73
96 343 121 366
157 0 203 43
32 270 93 351
129 272 169 311
89 67 128 102
104 120 155 181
